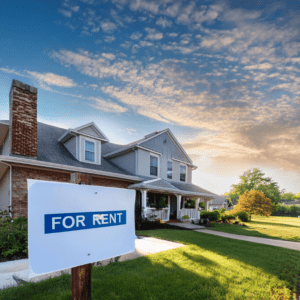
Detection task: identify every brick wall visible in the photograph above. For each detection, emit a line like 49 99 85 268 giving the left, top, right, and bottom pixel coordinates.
11 166 134 218
9 80 38 158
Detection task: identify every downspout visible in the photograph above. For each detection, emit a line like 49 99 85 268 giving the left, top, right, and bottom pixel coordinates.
0 160 12 218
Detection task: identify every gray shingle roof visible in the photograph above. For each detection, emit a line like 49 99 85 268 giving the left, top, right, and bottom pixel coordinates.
2 120 134 177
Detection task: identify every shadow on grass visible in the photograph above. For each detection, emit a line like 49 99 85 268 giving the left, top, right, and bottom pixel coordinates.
250 220 300 228
138 229 300 295
207 222 300 242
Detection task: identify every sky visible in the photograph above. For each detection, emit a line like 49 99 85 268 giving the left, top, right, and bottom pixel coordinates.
0 0 300 195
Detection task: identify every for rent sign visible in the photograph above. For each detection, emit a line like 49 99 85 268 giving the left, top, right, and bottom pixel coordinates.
28 180 135 278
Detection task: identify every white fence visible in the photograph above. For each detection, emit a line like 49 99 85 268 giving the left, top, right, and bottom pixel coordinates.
180 208 200 220
146 208 170 221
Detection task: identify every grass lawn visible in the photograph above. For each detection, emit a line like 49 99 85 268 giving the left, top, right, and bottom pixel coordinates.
209 215 300 242
1 230 300 299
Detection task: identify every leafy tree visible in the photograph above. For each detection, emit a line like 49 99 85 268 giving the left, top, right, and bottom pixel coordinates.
295 193 300 200
228 168 280 204
232 190 272 220
280 193 296 201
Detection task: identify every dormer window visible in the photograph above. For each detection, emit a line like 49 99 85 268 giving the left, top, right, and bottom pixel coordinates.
85 140 95 162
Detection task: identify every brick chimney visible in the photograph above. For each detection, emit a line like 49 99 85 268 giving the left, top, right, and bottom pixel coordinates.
9 80 38 158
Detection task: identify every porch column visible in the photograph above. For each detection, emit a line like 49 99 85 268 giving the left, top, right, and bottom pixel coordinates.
182 197 186 208
195 197 200 219
141 189 148 218
176 194 182 219
205 200 210 211
167 195 170 221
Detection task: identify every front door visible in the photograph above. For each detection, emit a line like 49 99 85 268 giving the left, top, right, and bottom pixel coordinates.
170 196 177 219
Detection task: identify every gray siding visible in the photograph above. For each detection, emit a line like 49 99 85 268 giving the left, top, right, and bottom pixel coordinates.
140 132 188 162
137 149 151 177
0 169 10 212
78 126 106 140
136 132 193 183
64 137 76 158
110 151 136 175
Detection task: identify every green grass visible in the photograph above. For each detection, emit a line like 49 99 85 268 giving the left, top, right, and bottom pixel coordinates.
1 229 300 299
210 215 300 242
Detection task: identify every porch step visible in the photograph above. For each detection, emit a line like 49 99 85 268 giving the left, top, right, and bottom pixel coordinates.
165 220 181 224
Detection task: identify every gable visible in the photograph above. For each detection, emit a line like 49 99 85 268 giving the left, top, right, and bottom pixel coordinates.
139 132 190 163
78 126 106 140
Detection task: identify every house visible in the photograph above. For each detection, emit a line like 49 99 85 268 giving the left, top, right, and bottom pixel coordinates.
0 80 219 222
209 195 228 211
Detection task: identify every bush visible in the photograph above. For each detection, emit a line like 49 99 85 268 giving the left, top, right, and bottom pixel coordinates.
200 210 221 222
182 215 189 219
273 203 300 216
0 209 28 261
221 214 236 223
235 211 249 222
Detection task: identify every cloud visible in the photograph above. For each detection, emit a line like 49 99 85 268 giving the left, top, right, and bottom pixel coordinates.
104 35 116 43
168 32 178 37
145 28 163 40
130 32 143 40
102 53 116 60
27 71 77 87
129 0 160 14
101 21 117 33
165 2 181 17
58 9 73 18
156 17 172 28
244 63 273 70
0 67 26 77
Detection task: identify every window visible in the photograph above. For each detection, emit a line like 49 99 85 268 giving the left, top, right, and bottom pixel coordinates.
150 155 158 176
167 161 172 179
85 140 95 162
180 165 186 182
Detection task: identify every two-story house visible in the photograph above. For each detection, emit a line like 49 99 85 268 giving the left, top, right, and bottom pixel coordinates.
0 80 218 222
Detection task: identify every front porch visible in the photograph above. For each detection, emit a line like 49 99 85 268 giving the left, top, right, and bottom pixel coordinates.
136 190 210 222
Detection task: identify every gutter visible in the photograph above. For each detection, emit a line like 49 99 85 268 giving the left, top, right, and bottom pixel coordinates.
0 161 12 218
0 155 143 183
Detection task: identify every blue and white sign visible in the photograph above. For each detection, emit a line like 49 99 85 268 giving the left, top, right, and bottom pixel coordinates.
28 180 136 278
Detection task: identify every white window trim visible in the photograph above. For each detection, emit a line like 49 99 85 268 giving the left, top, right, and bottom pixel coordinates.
81 136 101 165
150 153 159 177
167 160 173 180
180 163 187 182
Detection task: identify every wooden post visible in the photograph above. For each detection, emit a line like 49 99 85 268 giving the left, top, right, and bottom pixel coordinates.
71 173 92 300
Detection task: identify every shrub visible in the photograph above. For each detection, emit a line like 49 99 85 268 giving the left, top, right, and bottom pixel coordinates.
182 215 189 220
0 209 28 260
290 205 300 217
200 210 221 222
221 214 236 223
156 197 168 209
235 211 249 222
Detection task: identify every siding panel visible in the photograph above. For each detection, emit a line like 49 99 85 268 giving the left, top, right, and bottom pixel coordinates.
137 149 150 177
78 126 106 139
110 151 136 175
64 137 76 158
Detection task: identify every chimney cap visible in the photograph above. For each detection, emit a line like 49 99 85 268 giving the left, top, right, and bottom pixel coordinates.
11 79 37 94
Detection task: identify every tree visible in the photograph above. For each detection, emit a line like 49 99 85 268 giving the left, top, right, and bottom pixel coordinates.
228 168 280 204
295 193 300 200
280 193 296 201
233 190 272 220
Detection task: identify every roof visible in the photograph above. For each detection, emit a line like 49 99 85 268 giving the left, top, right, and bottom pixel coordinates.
0 120 135 177
128 178 219 198
210 195 227 205
103 128 193 165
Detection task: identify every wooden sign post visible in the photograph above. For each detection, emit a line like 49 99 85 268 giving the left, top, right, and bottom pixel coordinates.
71 173 92 300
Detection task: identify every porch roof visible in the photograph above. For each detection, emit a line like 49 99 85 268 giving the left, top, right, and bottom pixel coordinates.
128 178 219 199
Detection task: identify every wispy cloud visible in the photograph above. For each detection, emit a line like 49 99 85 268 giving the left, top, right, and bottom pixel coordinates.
145 28 163 40
27 71 77 87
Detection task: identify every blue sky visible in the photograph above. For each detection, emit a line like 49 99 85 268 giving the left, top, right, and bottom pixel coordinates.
1 0 300 194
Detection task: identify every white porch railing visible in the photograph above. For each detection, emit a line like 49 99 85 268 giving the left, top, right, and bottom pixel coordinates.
146 208 170 222
179 208 200 220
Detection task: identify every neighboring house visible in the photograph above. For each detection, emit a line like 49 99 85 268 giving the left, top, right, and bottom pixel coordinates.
209 195 228 211
0 80 219 222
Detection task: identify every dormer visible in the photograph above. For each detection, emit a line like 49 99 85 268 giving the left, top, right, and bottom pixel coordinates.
58 122 109 165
